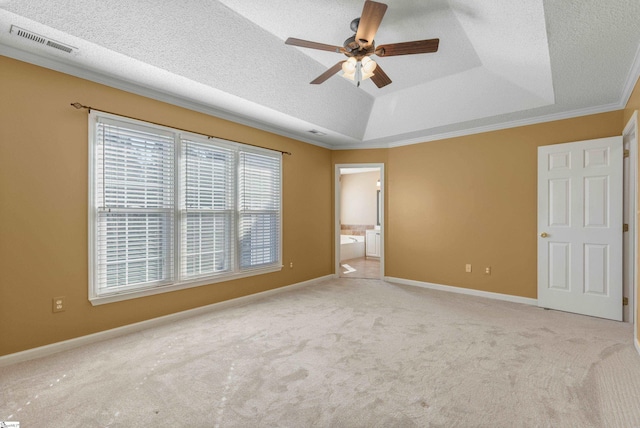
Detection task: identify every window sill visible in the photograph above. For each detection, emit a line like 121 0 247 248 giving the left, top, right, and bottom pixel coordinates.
89 265 283 306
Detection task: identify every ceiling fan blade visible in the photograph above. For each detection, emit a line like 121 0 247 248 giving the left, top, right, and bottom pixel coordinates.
310 61 346 84
355 0 388 48
376 38 440 57
285 37 345 53
370 63 391 88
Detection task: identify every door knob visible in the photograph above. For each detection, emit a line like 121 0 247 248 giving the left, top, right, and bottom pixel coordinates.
540 232 549 238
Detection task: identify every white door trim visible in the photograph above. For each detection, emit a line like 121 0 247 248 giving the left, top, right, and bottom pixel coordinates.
623 111 638 324
623 111 639 351
335 163 385 278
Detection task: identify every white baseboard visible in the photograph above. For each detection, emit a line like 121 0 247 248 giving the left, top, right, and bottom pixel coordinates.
384 276 538 306
636 319 640 356
0 275 333 368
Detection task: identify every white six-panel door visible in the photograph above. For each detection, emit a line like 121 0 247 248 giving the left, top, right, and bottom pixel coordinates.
538 136 623 321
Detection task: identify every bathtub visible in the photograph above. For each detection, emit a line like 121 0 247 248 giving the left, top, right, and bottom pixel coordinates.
340 234 365 262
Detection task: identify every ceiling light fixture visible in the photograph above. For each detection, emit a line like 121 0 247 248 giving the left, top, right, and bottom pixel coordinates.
342 56 377 87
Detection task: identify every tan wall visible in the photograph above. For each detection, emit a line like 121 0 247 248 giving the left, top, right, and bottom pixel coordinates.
624 77 640 125
386 114 623 297
625 75 640 345
334 113 623 298
2 54 637 357
0 56 332 356
340 170 380 226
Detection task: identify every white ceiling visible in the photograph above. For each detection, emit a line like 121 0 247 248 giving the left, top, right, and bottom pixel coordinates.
0 0 639 149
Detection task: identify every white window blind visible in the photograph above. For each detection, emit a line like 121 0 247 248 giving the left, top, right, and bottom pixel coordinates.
239 151 281 269
181 140 235 278
89 112 283 303
95 118 175 294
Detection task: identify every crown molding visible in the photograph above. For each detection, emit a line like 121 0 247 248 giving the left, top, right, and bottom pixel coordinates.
621 42 640 108
0 43 336 150
380 102 625 149
3 39 639 152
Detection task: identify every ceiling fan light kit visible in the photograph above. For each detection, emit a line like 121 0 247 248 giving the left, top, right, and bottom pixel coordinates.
285 0 440 89
341 57 377 86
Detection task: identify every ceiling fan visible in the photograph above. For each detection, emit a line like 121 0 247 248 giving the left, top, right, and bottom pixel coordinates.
285 0 440 88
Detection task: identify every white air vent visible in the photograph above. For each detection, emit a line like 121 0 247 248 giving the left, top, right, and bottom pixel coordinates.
10 25 76 54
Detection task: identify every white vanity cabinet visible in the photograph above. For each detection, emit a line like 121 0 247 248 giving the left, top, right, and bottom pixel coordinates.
365 229 381 258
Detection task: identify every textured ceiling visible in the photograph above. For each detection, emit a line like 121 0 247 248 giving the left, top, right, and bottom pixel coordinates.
0 0 639 149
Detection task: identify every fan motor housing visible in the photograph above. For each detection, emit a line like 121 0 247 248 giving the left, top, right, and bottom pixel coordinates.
343 35 375 58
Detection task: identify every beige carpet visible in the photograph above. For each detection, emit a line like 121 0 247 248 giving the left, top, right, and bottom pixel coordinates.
1 278 640 427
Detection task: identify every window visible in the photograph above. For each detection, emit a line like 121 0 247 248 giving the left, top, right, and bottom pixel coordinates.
181 140 235 279
238 151 281 269
89 112 282 304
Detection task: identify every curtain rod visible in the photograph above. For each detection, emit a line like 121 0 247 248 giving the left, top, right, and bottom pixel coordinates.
70 102 292 156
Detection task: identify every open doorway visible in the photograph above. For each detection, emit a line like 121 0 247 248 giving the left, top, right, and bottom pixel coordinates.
335 164 384 279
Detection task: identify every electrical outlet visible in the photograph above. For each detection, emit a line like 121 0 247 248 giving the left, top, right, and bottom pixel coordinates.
465 264 472 273
485 267 491 275
289 261 293 269
53 296 65 313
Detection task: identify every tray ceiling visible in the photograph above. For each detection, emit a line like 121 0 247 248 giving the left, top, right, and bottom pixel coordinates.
0 0 639 149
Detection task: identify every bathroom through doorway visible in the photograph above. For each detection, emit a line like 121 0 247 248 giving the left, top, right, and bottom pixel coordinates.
335 164 384 279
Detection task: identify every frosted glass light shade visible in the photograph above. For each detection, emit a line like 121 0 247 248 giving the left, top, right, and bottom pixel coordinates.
342 57 357 73
361 56 377 74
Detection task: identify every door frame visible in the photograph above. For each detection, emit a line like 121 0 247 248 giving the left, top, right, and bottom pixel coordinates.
335 163 385 278
623 112 638 344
